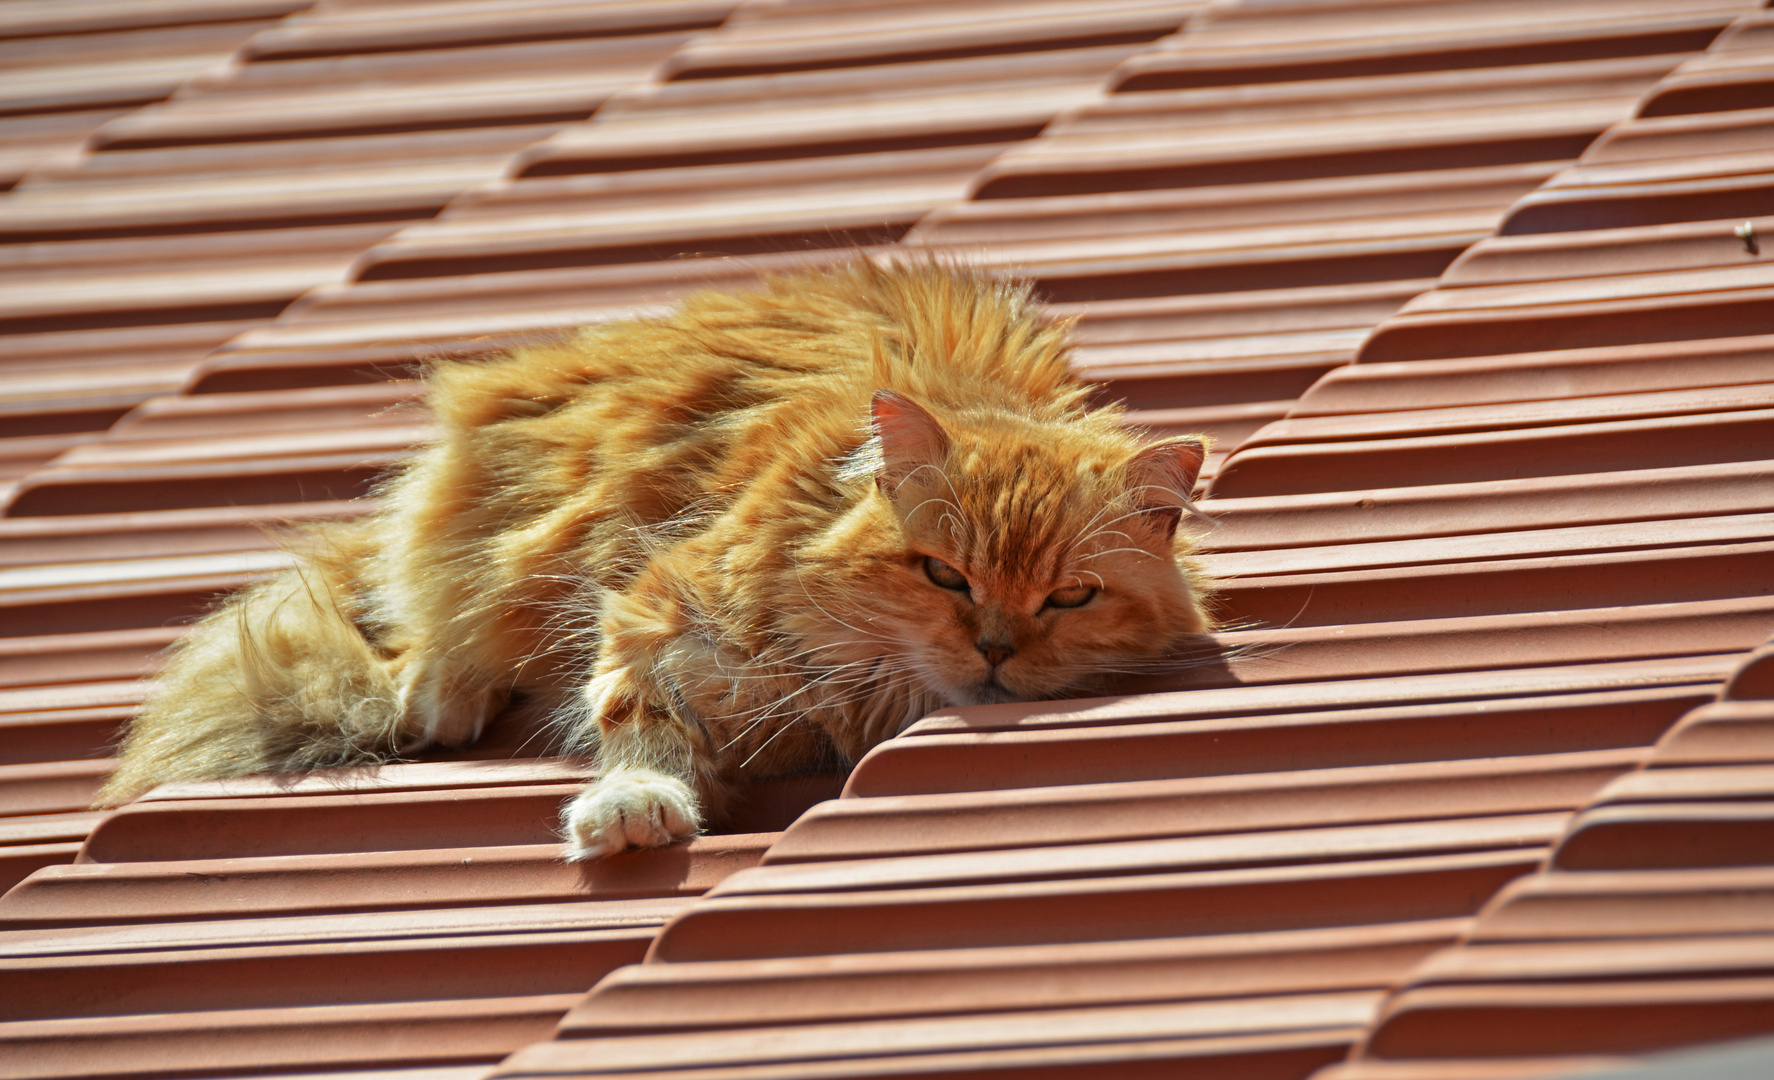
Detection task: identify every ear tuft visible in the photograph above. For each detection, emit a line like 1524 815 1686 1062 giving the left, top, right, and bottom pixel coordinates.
871 390 950 494
1126 437 1207 541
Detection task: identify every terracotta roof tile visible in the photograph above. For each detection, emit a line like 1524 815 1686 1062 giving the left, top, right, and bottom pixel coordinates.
1294 38 1774 1063
1329 627 1774 1072
4 0 1774 1076
0 1 308 188
0 0 705 511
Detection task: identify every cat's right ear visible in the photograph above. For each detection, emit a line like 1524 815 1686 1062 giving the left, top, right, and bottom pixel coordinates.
871 390 950 496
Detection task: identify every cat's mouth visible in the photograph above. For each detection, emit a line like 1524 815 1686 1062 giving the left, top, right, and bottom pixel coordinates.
969 675 1022 706
927 664 1026 707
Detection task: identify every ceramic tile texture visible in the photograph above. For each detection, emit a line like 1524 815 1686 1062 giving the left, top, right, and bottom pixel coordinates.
2 1 1773 1078
0 0 721 506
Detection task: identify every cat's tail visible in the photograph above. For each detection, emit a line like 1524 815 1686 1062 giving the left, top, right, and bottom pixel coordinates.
94 524 408 807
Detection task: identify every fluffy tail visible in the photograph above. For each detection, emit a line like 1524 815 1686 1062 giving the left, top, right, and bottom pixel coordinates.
96 526 407 807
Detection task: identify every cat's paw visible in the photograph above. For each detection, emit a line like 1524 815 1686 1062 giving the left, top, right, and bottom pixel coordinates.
393 655 499 751
562 767 701 860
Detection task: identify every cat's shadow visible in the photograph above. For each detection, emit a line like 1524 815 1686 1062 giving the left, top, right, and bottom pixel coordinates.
416 638 1240 891
571 840 699 896
1102 632 1246 696
568 772 848 893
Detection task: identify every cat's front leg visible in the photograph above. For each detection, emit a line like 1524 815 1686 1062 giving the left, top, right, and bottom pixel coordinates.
562 664 712 860
563 764 701 861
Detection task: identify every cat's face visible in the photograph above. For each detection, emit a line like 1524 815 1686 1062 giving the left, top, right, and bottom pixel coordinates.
811 391 1209 709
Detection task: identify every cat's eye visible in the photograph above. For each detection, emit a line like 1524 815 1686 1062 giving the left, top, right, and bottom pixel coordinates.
1045 584 1096 609
924 557 970 592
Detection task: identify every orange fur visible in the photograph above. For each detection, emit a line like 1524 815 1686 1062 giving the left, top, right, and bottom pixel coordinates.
99 262 1213 858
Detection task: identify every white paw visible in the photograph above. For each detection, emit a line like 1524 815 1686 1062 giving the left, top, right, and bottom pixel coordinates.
563 767 701 860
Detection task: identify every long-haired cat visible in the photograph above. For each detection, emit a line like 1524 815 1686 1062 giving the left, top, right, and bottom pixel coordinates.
98 262 1213 859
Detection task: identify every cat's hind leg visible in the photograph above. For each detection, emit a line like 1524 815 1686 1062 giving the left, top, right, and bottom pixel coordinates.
391 651 506 752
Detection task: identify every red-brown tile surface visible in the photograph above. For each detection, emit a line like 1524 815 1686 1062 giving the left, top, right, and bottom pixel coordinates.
1326 633 1774 1079
903 0 1744 481
0 0 320 507
0 0 713 508
4 1 1774 1079
0 748 781 1076
202 0 1206 405
1305 13 1774 1073
0 0 312 190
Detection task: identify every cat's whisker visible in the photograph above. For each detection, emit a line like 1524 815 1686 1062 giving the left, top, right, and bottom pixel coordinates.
790 565 898 646
727 652 916 737
1077 545 1156 564
1078 499 1178 545
1075 527 1136 556
901 461 965 507
900 492 964 528
737 713 809 769
1124 481 1192 506
1061 499 1125 558
733 661 923 768
1179 500 1218 529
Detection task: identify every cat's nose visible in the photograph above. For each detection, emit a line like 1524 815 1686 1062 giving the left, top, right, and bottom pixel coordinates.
976 638 1015 667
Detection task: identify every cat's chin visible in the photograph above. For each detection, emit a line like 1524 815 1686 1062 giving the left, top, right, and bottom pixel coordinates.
953 679 1025 707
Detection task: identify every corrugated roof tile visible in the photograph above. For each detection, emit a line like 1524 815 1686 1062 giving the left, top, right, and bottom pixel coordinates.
5 1 1774 1077
0 0 705 511
1333 628 1774 1073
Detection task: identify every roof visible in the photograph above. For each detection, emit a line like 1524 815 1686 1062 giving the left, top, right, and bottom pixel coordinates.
1 1 1772 1077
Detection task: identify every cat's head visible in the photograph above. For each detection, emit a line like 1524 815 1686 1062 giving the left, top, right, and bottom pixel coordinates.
813 390 1211 708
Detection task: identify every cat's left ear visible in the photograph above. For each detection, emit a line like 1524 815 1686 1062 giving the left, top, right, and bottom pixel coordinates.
1126 436 1207 541
871 390 950 497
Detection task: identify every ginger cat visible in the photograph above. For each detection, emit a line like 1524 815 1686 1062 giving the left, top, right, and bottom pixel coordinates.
99 262 1213 858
